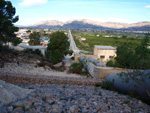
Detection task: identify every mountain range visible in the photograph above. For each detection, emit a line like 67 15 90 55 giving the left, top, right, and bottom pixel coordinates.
24 19 150 31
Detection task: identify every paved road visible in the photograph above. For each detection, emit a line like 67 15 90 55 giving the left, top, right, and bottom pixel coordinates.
68 30 80 54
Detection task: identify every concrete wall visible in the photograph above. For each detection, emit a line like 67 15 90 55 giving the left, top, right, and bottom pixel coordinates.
75 54 97 62
10 43 47 56
94 67 128 79
78 56 127 79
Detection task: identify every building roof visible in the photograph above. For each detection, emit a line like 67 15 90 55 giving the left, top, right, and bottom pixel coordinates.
18 44 47 50
94 45 116 50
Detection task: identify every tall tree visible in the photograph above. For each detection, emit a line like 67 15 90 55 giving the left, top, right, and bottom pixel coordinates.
0 0 20 45
115 34 150 69
115 34 150 98
28 32 41 46
46 31 70 64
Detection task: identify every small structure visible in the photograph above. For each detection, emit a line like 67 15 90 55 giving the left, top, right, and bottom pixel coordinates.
81 38 86 41
40 37 50 47
94 45 116 63
17 44 47 56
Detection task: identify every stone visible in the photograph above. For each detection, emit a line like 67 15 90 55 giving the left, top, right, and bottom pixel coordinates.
13 107 22 111
0 80 33 107
70 105 77 113
96 106 101 111
36 107 41 112
52 104 59 112
82 108 88 113
0 77 150 113
45 106 52 112
93 102 98 106
12 101 24 107
138 100 142 105
7 106 13 113
12 110 24 113
0 85 3 88
46 99 54 104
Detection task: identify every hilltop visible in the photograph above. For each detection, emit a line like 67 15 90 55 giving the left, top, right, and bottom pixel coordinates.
21 19 150 31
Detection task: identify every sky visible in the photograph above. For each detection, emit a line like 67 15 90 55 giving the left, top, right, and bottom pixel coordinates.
9 0 150 25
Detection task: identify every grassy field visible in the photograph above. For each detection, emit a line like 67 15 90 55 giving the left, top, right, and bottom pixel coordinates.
72 31 143 52
82 35 142 46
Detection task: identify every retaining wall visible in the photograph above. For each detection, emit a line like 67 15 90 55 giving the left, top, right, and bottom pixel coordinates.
74 55 97 62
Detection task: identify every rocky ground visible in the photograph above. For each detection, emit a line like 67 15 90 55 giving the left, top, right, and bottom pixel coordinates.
0 62 84 78
0 84 150 113
0 51 150 112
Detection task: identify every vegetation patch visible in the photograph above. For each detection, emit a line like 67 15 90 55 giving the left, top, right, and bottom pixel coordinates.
95 83 101 87
46 31 70 64
68 62 83 74
67 62 89 76
23 49 43 56
101 81 115 91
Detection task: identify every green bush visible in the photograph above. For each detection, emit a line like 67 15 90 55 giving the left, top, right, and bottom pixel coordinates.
50 50 62 64
101 81 115 90
115 35 150 69
71 57 74 60
95 83 101 87
34 49 42 56
12 37 22 46
106 59 122 68
68 62 83 74
23 49 42 56
28 32 41 46
23 49 33 53
106 59 114 67
46 31 69 64
0 45 14 53
67 50 73 56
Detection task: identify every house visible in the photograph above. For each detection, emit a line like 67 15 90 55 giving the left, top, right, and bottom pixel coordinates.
40 37 50 47
94 45 116 63
80 38 86 41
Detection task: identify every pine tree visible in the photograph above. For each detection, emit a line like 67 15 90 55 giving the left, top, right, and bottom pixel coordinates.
0 0 20 45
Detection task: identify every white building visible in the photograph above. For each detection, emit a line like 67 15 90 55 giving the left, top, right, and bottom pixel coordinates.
18 44 47 56
15 29 29 38
81 38 86 41
94 45 116 63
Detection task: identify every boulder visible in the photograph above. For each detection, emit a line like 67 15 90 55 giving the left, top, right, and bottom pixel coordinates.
0 80 33 107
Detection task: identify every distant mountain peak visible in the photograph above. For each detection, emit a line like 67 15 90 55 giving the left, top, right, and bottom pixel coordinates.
32 20 64 26
24 19 150 31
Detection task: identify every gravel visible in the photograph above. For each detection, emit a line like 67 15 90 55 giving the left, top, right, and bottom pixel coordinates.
0 84 150 113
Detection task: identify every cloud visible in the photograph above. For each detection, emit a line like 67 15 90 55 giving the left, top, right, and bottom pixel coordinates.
19 0 48 7
145 5 150 8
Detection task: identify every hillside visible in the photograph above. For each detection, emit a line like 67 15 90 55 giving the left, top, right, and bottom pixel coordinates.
22 19 150 31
